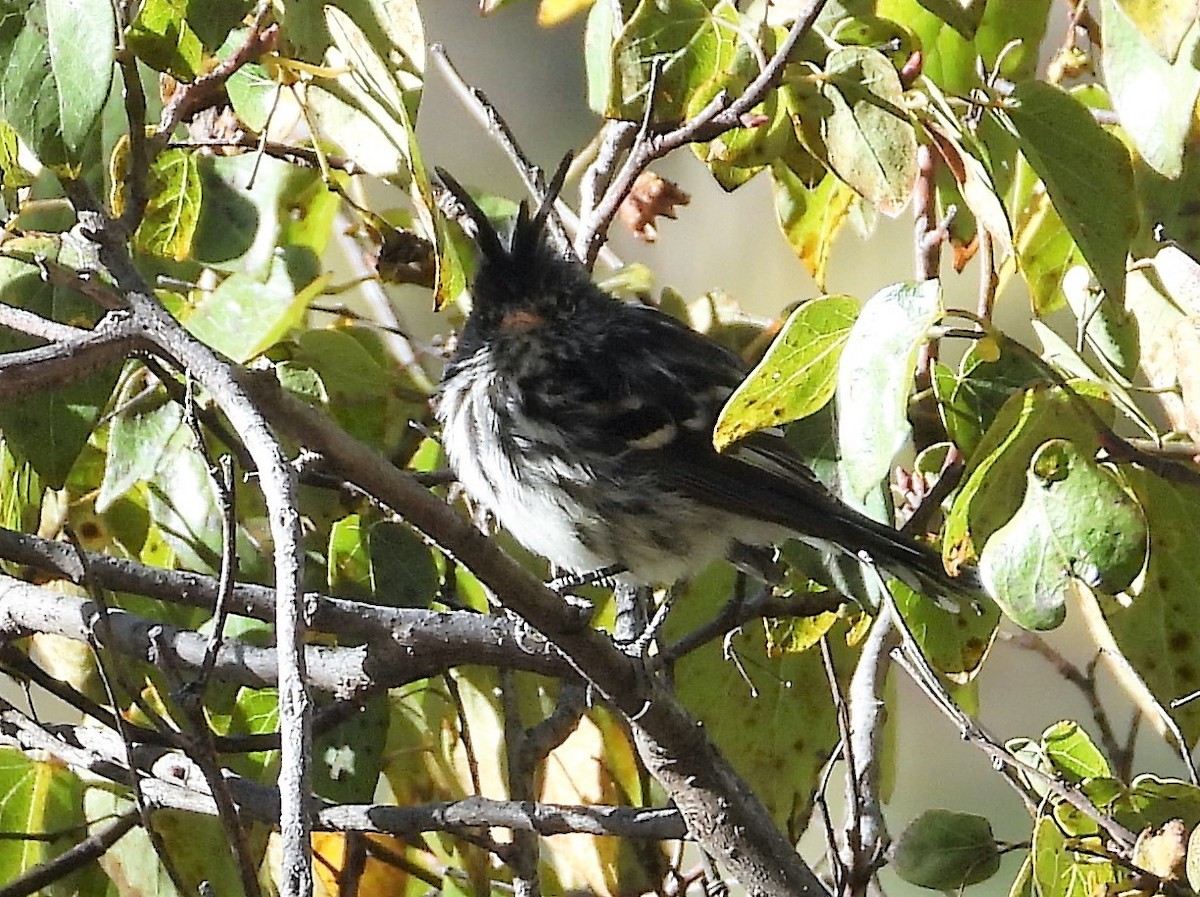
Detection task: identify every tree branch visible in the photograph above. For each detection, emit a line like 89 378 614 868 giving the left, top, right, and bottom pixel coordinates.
575 0 828 266
239 374 830 897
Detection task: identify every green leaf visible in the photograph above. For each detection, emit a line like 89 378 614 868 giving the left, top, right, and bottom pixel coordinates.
85 786 256 896
306 3 423 179
182 253 323 362
225 62 276 131
818 46 917 215
127 0 204 80
877 0 1051 93
96 379 184 513
666 562 842 841
771 167 857 290
1100 0 1200 179
143 422 221 573
893 810 1001 890
837 280 941 509
0 437 40 533
0 1 112 166
1115 0 1199 63
1041 720 1111 782
312 693 390 803
1031 814 1116 897
0 748 86 891
935 338 1045 459
1117 774 1200 832
714 295 858 451
978 439 1146 630
0 244 120 487
891 580 999 678
1100 469 1200 744
1010 153 1084 317
135 148 203 261
291 329 423 451
369 521 440 607
328 513 372 596
45 0 115 154
1003 81 1137 304
1062 267 1140 382
943 383 1112 570
602 0 740 123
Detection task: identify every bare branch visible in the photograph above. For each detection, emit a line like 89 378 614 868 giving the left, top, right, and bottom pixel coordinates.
240 374 830 897
73 201 314 897
0 313 141 400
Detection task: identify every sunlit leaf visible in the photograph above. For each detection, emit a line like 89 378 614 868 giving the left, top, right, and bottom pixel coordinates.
135 148 203 262
0 748 86 890
1115 0 1200 63
943 382 1113 570
601 0 740 123
1031 815 1116 897
1100 0 1200 179
771 166 856 289
1040 720 1111 782
837 280 941 508
46 0 115 153
979 439 1146 630
715 295 858 451
0 0 115 166
819 46 917 215
893 810 1001 890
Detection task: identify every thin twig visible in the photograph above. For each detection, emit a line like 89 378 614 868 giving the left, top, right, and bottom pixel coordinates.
429 45 574 258
839 607 897 895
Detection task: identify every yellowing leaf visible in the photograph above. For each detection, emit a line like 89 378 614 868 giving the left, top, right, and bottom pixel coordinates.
714 295 858 451
771 167 856 289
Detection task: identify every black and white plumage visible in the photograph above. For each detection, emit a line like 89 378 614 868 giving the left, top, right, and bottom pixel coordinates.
434 166 980 600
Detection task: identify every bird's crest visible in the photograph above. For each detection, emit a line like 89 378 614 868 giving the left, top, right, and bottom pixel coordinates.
435 154 573 273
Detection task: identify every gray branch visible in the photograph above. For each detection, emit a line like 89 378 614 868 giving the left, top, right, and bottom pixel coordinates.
240 374 830 897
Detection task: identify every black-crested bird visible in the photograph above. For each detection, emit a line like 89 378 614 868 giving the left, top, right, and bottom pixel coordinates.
433 162 980 602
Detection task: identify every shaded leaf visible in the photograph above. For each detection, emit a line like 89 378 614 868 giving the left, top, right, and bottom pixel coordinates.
819 46 918 214
1004 81 1137 304
893 810 1001 890
666 562 842 841
1100 470 1200 744
935 338 1045 458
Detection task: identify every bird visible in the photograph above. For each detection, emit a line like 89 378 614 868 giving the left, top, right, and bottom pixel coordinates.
433 161 981 603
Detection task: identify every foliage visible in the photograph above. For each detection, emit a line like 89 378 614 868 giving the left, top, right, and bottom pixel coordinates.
0 1 1197 897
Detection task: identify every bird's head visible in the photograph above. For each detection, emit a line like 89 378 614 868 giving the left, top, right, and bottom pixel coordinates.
436 158 598 341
